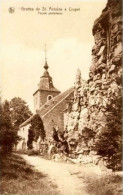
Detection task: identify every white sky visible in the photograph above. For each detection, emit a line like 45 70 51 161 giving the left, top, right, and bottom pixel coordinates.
0 0 107 112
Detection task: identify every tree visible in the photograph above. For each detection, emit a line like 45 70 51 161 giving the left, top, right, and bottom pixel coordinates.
27 114 46 149
95 95 122 170
53 127 60 142
31 114 46 141
27 126 35 149
9 97 32 131
0 100 20 153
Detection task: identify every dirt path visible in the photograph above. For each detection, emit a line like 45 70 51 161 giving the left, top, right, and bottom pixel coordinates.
21 155 92 195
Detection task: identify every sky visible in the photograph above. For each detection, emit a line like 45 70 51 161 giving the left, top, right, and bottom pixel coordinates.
0 0 107 112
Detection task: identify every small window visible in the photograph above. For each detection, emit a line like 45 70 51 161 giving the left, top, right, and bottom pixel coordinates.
47 95 53 101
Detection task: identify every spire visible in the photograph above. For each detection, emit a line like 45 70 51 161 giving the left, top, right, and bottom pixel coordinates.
36 45 61 92
74 68 82 88
44 44 49 71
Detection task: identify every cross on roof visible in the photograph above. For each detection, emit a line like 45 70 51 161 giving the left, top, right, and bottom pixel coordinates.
44 44 49 70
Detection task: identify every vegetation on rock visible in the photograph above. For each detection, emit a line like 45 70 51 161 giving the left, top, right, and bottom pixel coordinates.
95 95 122 170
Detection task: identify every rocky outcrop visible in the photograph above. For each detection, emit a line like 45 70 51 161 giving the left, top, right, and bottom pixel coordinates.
65 0 122 154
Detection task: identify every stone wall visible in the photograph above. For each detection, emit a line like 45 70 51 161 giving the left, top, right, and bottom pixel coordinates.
65 0 122 153
33 90 60 113
42 91 73 138
17 124 41 151
17 124 31 150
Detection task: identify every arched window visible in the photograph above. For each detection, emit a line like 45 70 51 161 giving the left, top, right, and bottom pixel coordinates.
47 95 53 101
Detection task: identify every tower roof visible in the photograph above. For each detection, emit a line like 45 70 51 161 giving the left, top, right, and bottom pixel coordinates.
44 59 49 71
33 46 60 94
42 70 50 77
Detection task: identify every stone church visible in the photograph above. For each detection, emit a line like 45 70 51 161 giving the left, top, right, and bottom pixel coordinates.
17 55 74 150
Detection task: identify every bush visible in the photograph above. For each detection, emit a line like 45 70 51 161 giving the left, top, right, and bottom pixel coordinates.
95 96 122 171
85 174 122 195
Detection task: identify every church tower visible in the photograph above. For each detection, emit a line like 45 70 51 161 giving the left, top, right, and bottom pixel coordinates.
33 47 61 113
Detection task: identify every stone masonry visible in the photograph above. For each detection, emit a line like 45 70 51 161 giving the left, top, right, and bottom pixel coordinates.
65 0 122 153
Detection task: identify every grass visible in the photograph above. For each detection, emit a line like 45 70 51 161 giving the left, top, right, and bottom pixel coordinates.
74 163 122 195
84 172 122 195
0 153 59 195
1 152 122 195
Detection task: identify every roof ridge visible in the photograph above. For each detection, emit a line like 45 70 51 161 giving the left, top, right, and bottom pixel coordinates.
42 87 74 118
19 115 34 128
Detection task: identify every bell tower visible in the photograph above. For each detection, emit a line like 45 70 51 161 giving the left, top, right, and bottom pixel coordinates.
33 46 61 113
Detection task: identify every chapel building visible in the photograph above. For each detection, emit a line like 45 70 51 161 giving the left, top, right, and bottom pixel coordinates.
17 53 74 150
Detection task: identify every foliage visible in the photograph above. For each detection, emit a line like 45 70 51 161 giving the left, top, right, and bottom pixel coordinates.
95 95 122 170
9 97 32 131
31 114 46 141
27 125 35 149
0 100 20 153
27 114 46 149
85 173 122 195
53 128 60 142
0 97 32 153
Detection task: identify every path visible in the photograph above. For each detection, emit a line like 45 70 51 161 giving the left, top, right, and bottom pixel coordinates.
21 155 93 195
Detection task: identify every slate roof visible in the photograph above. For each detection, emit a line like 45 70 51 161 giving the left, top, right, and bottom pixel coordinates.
20 87 74 128
33 59 61 95
33 88 60 96
37 87 74 117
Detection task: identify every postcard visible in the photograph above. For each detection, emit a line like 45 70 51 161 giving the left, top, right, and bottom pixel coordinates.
0 0 122 195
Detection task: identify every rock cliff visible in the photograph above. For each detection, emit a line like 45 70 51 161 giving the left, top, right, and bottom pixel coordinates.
65 0 122 154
